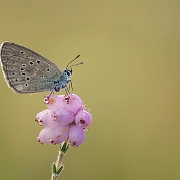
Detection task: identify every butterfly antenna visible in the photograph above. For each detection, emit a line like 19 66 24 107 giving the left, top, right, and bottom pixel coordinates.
66 55 84 69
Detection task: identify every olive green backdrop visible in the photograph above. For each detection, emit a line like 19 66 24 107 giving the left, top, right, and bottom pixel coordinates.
0 1 180 180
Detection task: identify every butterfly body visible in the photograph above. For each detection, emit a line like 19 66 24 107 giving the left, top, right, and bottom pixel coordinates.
0 42 73 94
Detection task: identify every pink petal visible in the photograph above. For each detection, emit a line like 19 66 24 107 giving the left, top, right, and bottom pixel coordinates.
55 108 75 125
44 95 65 111
37 127 53 144
75 109 92 129
69 125 85 147
63 94 82 114
38 109 60 128
50 125 70 145
35 109 48 125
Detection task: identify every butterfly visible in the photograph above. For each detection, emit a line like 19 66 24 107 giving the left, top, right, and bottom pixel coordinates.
0 42 82 94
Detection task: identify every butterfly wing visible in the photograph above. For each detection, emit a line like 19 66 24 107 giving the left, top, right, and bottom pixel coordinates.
0 42 62 93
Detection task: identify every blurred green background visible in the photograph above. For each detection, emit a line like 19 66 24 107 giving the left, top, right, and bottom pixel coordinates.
0 1 180 180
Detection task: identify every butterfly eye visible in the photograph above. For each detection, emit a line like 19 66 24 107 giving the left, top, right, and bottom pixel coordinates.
66 69 72 77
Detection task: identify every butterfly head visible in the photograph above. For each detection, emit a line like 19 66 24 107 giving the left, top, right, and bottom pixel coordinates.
64 68 73 78
65 55 83 78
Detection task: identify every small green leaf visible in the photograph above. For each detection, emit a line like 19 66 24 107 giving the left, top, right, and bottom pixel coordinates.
61 142 68 153
52 163 57 174
57 165 64 174
60 142 66 152
64 143 69 154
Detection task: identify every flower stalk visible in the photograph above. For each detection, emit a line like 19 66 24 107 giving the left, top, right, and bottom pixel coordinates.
51 142 69 180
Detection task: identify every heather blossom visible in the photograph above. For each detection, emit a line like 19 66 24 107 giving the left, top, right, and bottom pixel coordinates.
35 93 92 179
35 94 92 147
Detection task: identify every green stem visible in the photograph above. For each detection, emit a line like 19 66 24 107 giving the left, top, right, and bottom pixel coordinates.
50 142 68 180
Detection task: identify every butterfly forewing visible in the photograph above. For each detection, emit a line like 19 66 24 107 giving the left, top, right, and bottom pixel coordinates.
0 42 62 93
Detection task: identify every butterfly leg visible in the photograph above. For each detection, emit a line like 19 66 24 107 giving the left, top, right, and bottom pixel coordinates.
65 85 70 95
67 80 73 91
48 90 54 97
64 80 73 95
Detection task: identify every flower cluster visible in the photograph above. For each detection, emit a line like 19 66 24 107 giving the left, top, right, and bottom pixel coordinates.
35 94 92 147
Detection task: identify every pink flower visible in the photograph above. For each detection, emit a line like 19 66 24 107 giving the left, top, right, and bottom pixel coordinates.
50 125 70 145
75 109 92 129
69 125 85 147
35 109 60 128
36 94 92 147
